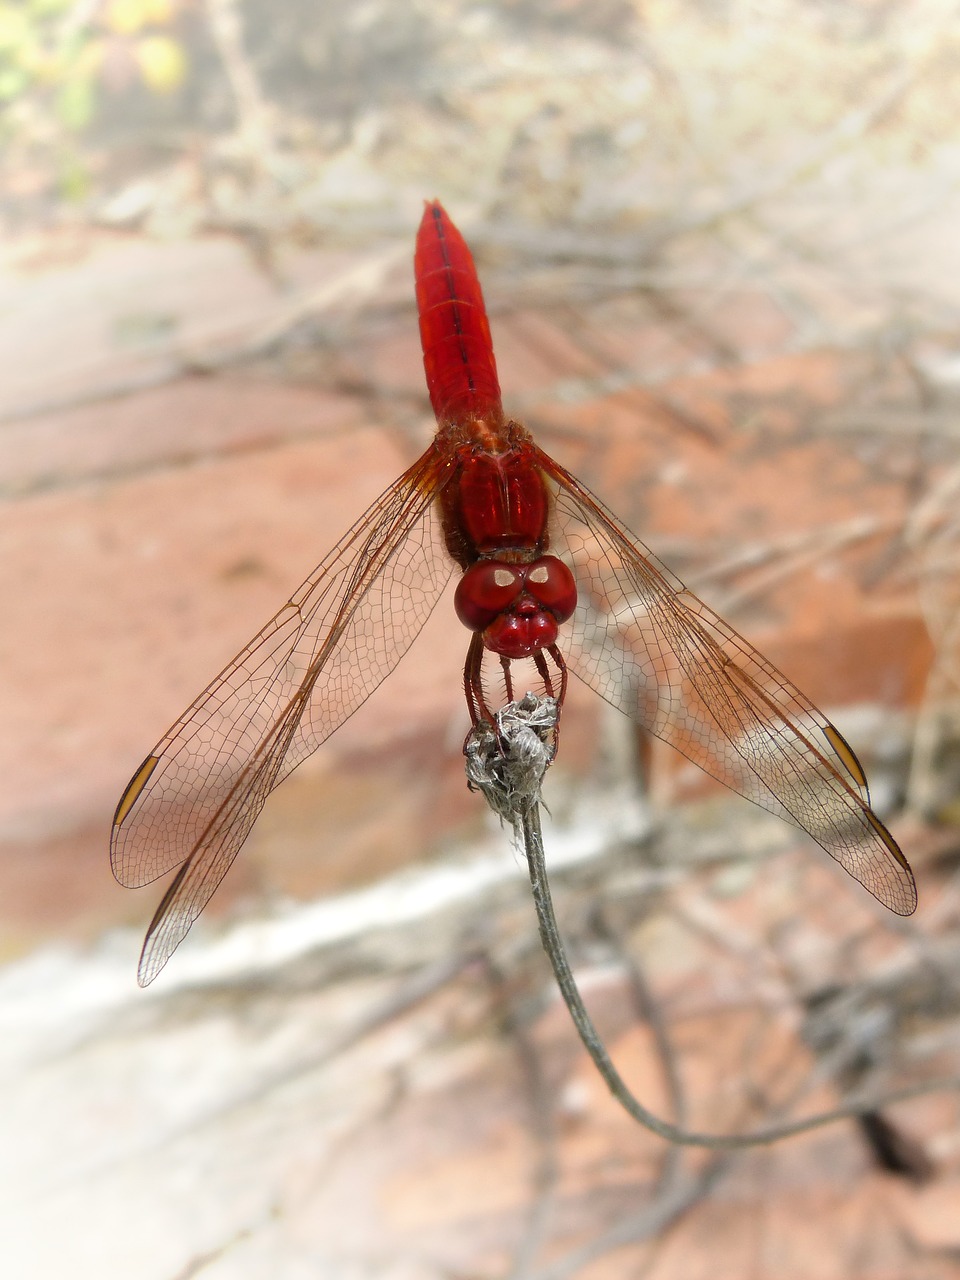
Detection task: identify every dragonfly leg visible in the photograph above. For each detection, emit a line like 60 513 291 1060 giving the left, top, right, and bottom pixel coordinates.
533 644 568 705
463 635 520 762
464 636 568 740
500 653 516 703
463 632 494 728
535 643 567 757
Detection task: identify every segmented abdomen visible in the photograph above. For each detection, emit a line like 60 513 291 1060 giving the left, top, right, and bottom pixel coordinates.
415 200 503 424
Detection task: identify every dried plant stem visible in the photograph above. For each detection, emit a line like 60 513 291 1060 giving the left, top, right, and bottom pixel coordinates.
467 694 960 1149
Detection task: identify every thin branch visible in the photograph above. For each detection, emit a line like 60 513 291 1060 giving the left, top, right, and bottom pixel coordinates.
203 0 274 154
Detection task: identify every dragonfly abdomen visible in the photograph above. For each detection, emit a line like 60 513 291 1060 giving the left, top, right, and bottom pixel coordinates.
415 200 503 424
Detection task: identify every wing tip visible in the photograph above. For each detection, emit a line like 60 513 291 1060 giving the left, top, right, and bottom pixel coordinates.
885 867 919 917
137 921 181 987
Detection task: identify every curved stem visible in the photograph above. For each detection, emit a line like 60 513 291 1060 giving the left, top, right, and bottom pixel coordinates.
520 802 957 1148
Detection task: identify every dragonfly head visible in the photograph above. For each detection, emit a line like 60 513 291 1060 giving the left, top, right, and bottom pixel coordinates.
454 555 577 659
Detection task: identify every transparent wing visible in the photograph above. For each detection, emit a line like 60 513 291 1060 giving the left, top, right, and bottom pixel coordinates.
111 444 458 983
537 448 916 916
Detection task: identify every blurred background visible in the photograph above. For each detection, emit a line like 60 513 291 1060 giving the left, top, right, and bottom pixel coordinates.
3 0 960 1275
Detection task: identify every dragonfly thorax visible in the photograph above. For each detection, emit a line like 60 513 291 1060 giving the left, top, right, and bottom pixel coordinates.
439 443 552 567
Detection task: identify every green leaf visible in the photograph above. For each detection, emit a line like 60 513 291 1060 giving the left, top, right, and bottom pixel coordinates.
56 73 94 130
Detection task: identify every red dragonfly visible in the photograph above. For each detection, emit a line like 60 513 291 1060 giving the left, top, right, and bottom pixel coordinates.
112 201 917 985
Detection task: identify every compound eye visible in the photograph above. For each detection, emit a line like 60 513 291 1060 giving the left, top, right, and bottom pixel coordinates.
454 562 522 632
524 556 577 622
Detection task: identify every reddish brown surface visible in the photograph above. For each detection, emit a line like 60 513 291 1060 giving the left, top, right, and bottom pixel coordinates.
0 228 935 957
4 5 960 1276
